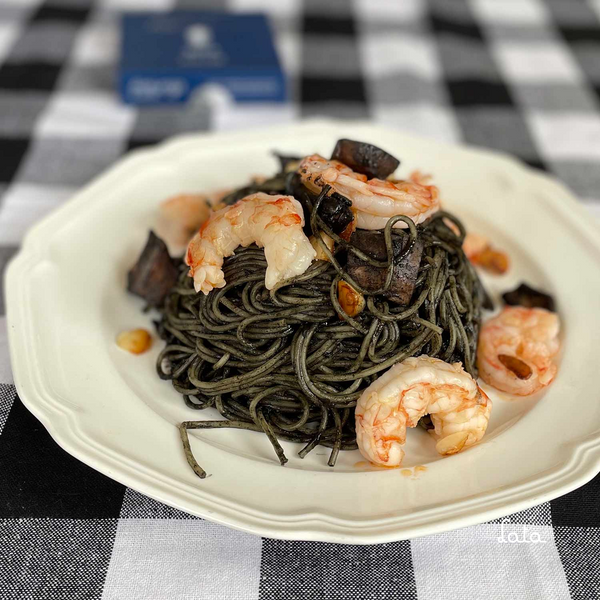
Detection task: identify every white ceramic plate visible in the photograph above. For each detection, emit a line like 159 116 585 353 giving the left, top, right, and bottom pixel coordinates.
7 120 600 544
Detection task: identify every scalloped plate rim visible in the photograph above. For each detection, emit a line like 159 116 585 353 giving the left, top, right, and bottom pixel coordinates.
6 119 600 543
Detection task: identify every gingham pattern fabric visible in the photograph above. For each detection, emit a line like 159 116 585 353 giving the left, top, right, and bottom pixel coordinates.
1 0 599 598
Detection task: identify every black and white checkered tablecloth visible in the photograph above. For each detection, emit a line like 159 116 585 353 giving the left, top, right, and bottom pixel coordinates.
1 0 600 598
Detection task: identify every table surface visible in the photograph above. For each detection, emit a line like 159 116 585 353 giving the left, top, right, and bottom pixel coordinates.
1 0 600 598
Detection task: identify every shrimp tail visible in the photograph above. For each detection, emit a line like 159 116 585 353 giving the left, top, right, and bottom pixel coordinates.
186 235 226 294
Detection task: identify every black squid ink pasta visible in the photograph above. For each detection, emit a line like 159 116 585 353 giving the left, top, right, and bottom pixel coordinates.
154 183 488 477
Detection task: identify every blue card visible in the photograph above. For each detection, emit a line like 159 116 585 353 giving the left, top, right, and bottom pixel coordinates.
119 11 287 105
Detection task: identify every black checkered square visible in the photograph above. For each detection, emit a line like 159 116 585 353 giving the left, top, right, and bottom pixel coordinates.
0 397 125 519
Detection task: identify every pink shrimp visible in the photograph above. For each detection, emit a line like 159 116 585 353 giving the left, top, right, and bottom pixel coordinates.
157 193 211 250
477 306 560 396
298 154 440 229
355 356 492 467
185 192 315 294
463 232 510 275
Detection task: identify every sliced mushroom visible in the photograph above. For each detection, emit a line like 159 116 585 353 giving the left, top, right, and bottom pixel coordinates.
346 230 424 305
219 174 288 206
331 139 400 180
318 192 354 235
502 283 556 312
157 193 211 250
127 231 179 307
338 217 357 242
338 280 365 317
273 152 302 174
288 172 355 236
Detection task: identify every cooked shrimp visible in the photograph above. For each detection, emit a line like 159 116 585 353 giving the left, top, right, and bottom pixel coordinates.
463 232 509 275
298 154 440 229
355 356 492 467
185 192 315 294
157 193 211 250
209 187 233 211
409 170 433 186
463 232 489 259
477 306 560 396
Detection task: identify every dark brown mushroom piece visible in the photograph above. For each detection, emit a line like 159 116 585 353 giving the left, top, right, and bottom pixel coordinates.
347 230 424 305
219 174 288 206
127 231 179 307
272 152 302 174
502 283 556 312
287 173 354 236
317 193 354 236
331 139 400 180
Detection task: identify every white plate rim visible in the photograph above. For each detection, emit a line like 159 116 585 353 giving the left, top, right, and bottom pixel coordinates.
6 119 600 544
